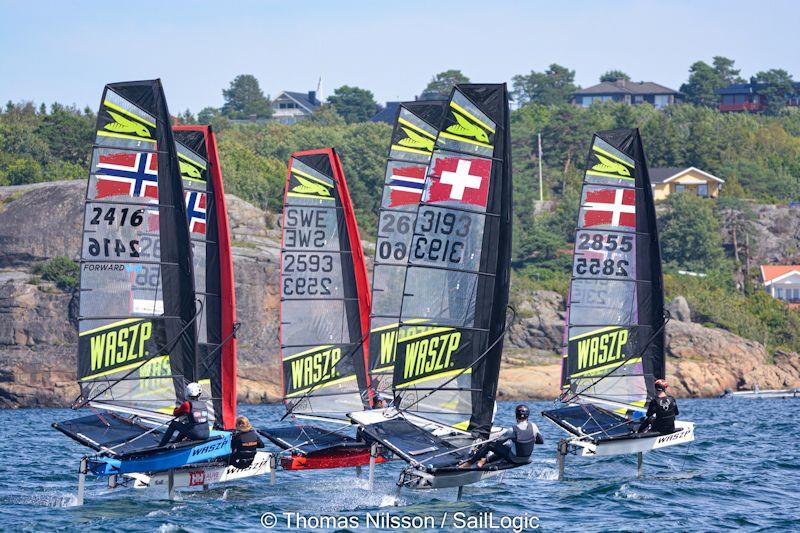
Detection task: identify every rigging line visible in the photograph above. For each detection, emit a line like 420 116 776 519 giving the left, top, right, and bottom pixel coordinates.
417 431 508 466
396 305 516 415
559 309 671 406
198 322 242 377
73 299 205 409
99 416 178 456
280 329 371 421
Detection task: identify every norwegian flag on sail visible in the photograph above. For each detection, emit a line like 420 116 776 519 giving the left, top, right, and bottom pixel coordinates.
582 188 636 229
427 156 491 207
95 152 158 199
185 191 207 235
387 164 427 207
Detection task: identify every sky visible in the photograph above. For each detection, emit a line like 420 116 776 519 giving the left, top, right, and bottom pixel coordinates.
1 0 799 113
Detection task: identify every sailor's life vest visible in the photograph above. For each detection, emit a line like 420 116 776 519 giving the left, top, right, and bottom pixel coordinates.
512 421 539 459
188 399 209 426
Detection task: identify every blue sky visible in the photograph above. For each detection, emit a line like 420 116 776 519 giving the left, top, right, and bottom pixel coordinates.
1 0 798 113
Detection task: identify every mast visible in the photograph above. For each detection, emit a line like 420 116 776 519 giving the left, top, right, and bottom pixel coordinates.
279 149 371 421
390 84 512 437
367 100 447 403
560 128 664 414
173 125 238 429
77 79 196 417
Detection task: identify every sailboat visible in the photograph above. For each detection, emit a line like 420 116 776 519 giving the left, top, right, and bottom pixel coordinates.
541 129 695 477
259 148 381 471
52 81 267 503
126 125 272 491
367 99 447 405
350 83 516 495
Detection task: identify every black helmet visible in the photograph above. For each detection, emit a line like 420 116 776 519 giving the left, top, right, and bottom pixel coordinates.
515 404 530 420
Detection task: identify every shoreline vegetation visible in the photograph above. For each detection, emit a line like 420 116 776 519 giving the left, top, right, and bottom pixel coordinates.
1 63 799 406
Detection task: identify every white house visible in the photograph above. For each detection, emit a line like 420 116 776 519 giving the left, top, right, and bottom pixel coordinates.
761 265 800 307
271 91 321 124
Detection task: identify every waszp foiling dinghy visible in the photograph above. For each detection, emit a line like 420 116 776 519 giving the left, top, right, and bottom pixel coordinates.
350 83 515 493
52 83 265 501
541 129 695 468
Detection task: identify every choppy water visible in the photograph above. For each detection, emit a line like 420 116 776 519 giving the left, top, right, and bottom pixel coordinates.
1 399 798 532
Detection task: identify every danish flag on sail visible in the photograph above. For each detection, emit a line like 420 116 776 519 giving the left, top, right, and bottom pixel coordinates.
427 156 491 207
185 191 207 235
388 164 427 207
582 188 636 229
95 152 158 199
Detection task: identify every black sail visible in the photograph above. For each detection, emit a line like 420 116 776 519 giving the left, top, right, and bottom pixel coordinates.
559 128 664 414
77 80 196 417
391 84 512 437
367 100 447 402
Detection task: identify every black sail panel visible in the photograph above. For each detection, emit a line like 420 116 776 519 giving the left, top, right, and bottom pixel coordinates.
77 80 196 417
391 85 512 437
279 149 372 420
368 100 446 402
561 129 663 414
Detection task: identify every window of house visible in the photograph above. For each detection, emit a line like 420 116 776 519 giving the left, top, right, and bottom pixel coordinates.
634 95 644 104
654 94 670 109
675 184 686 193
698 184 709 197
776 287 784 299
734 94 746 104
722 95 734 105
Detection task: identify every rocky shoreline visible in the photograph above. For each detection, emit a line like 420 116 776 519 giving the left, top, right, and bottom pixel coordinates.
1 181 799 407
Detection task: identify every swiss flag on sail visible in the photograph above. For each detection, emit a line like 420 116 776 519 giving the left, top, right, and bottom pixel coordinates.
427 156 491 207
582 188 636 229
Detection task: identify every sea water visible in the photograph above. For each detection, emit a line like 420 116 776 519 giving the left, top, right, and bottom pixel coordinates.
1 399 798 531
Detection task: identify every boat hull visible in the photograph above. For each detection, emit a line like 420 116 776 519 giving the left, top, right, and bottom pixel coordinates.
570 421 695 457
128 452 272 489
88 430 233 476
399 467 502 490
281 448 388 470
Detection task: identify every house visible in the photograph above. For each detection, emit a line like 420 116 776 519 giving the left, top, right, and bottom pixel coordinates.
572 80 679 109
761 265 800 307
371 101 400 124
271 90 321 124
649 167 725 200
717 82 800 112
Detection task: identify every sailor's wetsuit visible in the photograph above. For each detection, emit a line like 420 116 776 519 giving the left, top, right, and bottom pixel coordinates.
468 421 543 466
640 394 679 435
158 399 210 446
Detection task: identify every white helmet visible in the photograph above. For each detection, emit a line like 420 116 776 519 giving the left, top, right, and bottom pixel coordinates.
185 382 202 399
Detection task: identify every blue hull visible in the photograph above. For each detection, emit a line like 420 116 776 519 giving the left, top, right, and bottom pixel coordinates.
88 430 232 476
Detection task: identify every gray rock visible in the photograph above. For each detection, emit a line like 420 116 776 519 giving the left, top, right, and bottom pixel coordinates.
666 296 692 322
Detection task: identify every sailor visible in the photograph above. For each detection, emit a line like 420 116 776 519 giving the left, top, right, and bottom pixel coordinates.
230 416 265 469
458 404 543 469
638 379 679 435
158 382 210 446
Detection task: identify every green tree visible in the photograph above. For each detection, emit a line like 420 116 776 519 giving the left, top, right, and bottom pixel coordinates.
36 105 93 165
712 56 744 84
599 70 630 82
660 192 724 271
420 70 470 100
221 75 272 119
752 69 795 115
680 61 722 107
326 86 378 124
511 64 577 106
197 106 221 124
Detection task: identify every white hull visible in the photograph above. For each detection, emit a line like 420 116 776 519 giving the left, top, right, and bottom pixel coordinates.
400 466 502 490
128 452 273 489
730 389 799 399
569 421 695 457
